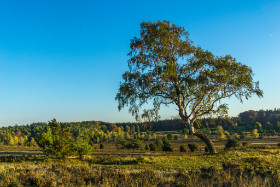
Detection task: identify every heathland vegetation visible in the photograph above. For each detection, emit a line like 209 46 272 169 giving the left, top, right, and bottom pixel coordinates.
1 109 280 186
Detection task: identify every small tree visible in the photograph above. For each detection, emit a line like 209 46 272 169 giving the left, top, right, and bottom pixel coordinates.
39 119 75 159
225 138 240 149
100 143 105 149
252 129 259 138
156 138 163 149
180 145 187 152
167 133 173 140
125 132 131 139
188 143 199 152
149 143 157 151
256 122 262 130
162 137 174 152
116 20 262 154
145 143 150 150
216 133 226 140
216 126 224 134
75 135 93 158
118 139 145 150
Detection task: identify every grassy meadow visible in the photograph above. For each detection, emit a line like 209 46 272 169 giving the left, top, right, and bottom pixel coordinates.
1 135 280 186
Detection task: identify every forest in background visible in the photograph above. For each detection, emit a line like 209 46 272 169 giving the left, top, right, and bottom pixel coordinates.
0 108 279 147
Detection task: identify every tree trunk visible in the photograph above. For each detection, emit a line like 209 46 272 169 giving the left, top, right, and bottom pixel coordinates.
184 121 216 154
193 129 217 155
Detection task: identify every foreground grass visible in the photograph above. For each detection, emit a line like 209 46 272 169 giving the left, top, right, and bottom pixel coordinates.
1 147 280 186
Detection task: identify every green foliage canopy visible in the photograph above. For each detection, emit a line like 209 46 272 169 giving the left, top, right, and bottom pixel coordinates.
39 119 76 158
116 20 263 128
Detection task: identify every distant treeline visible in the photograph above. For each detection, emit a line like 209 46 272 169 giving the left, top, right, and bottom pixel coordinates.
117 108 280 132
0 108 279 146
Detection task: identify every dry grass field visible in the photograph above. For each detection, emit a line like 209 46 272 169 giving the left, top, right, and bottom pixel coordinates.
1 134 279 156
0 136 280 186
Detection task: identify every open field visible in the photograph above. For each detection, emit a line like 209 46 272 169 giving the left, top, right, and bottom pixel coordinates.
1 147 280 186
1 137 280 186
1 134 279 156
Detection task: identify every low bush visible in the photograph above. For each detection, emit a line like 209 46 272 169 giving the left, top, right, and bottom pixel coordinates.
162 137 174 152
156 138 163 149
188 143 199 152
167 133 173 140
136 156 145 164
179 145 187 152
117 139 145 150
149 144 157 151
100 143 104 149
76 141 93 158
145 143 150 151
225 138 240 149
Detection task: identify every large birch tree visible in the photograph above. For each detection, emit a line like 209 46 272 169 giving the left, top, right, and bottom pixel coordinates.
116 20 263 154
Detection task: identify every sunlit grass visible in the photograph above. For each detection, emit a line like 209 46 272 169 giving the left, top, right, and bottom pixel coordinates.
1 147 280 186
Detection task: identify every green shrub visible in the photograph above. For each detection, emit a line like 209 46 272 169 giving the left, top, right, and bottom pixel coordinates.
156 138 163 148
76 141 93 158
75 134 93 158
116 139 127 149
188 143 199 152
39 119 76 159
149 144 157 151
225 138 240 149
179 145 187 152
136 156 145 164
145 143 150 151
118 139 145 150
242 142 248 146
100 143 104 149
162 137 174 152
167 133 173 140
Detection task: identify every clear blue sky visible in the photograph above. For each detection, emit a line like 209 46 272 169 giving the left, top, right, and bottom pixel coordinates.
0 0 279 126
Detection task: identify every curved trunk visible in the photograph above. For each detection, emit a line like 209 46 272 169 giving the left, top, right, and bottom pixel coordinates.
184 120 216 154
182 118 216 154
193 129 216 155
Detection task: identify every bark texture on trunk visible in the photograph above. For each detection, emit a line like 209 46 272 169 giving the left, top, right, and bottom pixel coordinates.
193 129 217 155
184 120 216 155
